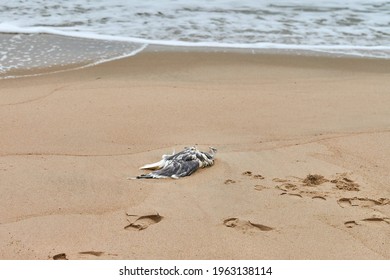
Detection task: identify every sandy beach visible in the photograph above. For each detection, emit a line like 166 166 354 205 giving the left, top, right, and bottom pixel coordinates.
1 48 390 259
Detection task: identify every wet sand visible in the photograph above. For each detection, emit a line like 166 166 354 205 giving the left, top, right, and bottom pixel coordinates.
1 49 390 259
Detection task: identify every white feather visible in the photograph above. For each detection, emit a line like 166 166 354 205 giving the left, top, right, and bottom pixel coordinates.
139 158 167 170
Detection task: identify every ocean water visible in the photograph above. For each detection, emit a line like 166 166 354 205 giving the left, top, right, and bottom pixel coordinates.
1 0 389 77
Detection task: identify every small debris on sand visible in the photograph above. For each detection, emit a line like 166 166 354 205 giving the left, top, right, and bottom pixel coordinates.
302 174 328 186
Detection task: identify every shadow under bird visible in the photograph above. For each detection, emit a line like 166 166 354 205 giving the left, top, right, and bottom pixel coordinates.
131 146 217 179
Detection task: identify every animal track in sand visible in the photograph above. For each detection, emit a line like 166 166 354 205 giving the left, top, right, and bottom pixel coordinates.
331 173 360 191
272 178 289 183
276 183 298 192
275 179 327 200
223 218 274 232
225 171 267 190
77 251 120 259
52 251 117 260
312 195 327 201
338 197 390 230
242 171 265 179
79 251 104 257
125 209 163 231
337 197 390 208
239 170 267 190
344 220 359 228
344 217 390 228
274 173 362 201
280 192 303 199
52 253 68 260
254 185 267 191
224 179 236 184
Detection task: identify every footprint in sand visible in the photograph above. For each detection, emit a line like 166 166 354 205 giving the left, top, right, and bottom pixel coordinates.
242 171 265 179
344 220 359 228
331 173 360 191
280 192 303 199
276 183 298 192
344 217 390 229
76 251 119 259
273 174 329 189
274 174 358 201
223 217 274 232
79 251 104 257
242 171 252 176
254 185 267 191
273 178 289 183
338 197 390 208
52 253 68 260
125 209 163 231
224 179 236 184
362 217 390 225
275 182 302 199
273 173 360 192
312 195 327 201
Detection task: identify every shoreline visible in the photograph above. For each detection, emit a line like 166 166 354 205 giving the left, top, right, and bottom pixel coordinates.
1 33 390 80
1 49 390 259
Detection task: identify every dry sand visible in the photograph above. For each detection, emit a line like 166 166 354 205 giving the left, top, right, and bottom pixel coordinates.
1 48 390 259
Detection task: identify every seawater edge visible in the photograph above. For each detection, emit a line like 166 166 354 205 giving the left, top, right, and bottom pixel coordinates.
0 33 147 79
1 33 389 80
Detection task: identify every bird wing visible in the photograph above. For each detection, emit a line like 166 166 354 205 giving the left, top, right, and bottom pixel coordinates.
139 158 167 170
139 148 193 170
137 159 200 179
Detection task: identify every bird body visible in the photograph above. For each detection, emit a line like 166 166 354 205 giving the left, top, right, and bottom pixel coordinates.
135 146 217 179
